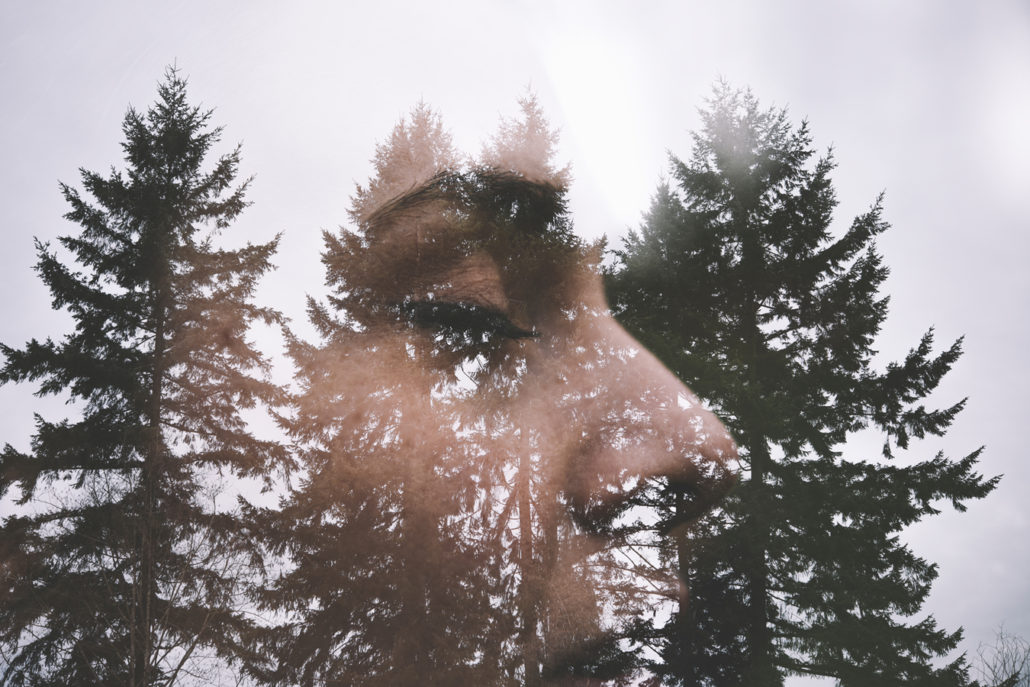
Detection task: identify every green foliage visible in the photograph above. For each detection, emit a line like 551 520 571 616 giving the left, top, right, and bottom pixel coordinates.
607 84 998 686
0 68 286 686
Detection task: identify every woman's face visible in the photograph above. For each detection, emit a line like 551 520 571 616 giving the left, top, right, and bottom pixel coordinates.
314 171 736 682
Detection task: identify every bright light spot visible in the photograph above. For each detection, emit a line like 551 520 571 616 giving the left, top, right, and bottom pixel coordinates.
979 57 1030 203
543 30 654 233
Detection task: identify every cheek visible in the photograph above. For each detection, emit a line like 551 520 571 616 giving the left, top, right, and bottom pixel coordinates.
330 338 459 451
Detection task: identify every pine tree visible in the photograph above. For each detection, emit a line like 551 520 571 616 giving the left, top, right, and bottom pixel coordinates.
348 101 459 224
0 68 287 687
607 84 998 686
254 97 645 686
251 104 505 686
481 91 571 187
480 94 560 686
476 96 638 685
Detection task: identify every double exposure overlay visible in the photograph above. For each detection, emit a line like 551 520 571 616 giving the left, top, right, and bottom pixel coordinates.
255 103 737 686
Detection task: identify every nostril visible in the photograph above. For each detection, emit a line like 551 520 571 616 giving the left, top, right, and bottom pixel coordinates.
658 457 738 536
562 410 738 537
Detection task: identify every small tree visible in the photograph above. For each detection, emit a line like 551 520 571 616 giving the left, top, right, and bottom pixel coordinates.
608 84 998 686
974 630 1029 687
0 68 287 686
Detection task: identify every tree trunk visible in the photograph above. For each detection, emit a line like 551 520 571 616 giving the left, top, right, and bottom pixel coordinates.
744 437 776 686
518 435 540 687
134 285 165 687
741 219 778 686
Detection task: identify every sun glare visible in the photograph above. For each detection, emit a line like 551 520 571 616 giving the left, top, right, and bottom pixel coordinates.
544 30 655 236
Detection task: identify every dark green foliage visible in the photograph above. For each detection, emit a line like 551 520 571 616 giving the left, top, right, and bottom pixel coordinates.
607 85 998 686
0 68 286 686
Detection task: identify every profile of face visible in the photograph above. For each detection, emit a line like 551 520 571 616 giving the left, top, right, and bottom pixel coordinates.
288 169 736 685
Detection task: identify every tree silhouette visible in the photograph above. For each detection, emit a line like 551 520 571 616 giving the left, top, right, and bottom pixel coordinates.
0 68 287 687
608 84 998 686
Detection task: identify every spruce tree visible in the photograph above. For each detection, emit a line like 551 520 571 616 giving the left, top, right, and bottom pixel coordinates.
476 95 639 684
254 97 645 686
481 91 571 187
251 104 505 686
607 85 998 686
348 101 460 223
0 68 287 687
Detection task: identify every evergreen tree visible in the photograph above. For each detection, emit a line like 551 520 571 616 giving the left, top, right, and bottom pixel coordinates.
255 98 653 686
607 85 998 686
480 91 571 187
251 105 505 686
477 97 639 685
348 101 459 224
0 68 287 686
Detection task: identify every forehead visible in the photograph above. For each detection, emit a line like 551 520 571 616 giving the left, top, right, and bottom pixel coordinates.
363 171 569 243
355 171 589 302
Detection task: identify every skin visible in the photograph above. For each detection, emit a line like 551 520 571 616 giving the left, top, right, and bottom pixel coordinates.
304 169 737 685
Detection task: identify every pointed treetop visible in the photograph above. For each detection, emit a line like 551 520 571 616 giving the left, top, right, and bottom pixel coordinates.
349 101 459 224
481 90 571 187
678 83 816 217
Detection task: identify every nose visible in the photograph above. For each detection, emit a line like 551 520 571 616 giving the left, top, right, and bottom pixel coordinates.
614 317 736 469
560 309 738 526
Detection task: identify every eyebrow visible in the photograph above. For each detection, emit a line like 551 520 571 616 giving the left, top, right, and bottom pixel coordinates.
362 169 565 239
349 169 581 315
362 174 456 236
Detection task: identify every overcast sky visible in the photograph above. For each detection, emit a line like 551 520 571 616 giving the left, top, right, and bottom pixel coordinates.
2 1 1028 681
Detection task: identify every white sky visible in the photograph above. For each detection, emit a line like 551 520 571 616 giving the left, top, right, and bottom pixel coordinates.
2 1 1028 682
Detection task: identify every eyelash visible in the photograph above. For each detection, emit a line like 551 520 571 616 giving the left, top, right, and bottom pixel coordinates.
400 300 538 345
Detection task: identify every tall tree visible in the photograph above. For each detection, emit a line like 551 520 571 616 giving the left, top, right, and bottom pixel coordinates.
477 96 638 685
0 68 287 687
251 105 505 686
607 84 998 686
254 98 655 686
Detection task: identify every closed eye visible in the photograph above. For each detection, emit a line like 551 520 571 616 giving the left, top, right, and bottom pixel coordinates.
400 300 538 346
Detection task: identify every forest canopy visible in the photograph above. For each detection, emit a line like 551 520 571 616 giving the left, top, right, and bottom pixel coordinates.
0 73 1006 687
